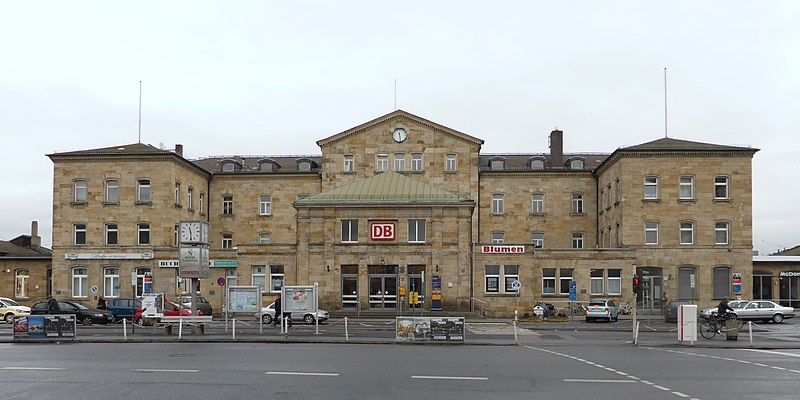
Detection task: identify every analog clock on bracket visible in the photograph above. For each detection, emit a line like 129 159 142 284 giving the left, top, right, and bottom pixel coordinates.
392 128 407 143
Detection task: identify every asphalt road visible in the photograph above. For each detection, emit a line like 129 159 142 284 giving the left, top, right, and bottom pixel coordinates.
2 341 799 400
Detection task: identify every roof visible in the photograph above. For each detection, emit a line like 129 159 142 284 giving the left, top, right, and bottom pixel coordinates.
772 245 800 256
0 240 51 259
48 143 173 157
295 171 473 206
620 137 757 152
191 155 323 174
753 256 800 263
478 153 609 171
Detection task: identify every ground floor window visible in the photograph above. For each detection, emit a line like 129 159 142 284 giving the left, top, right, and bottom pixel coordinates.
72 267 88 298
270 265 284 293
559 269 573 295
252 266 266 293
779 272 800 308
608 269 622 295
104 267 120 298
15 270 29 298
485 265 500 293
504 265 519 292
677 266 697 300
225 269 238 288
753 271 772 300
542 268 556 295
712 266 731 299
590 269 604 295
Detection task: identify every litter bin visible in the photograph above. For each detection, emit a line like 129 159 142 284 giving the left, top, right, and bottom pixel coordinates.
726 321 739 341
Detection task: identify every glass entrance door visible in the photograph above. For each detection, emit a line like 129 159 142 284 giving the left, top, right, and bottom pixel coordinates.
369 276 397 310
342 276 358 309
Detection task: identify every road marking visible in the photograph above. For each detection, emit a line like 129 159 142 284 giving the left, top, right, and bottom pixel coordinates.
672 392 690 398
1 367 66 371
743 349 800 358
643 346 800 376
563 379 636 383
267 371 339 377
133 369 198 373
412 375 488 381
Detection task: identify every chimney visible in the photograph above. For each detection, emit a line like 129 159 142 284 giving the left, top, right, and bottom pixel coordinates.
549 129 563 168
175 144 184 157
31 220 41 247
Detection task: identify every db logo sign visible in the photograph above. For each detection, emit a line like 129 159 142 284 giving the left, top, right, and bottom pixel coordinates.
370 222 396 241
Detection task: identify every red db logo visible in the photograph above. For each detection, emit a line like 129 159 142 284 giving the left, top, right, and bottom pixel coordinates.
371 222 395 241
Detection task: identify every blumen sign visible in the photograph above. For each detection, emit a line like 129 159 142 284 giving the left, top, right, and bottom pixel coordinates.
481 245 525 254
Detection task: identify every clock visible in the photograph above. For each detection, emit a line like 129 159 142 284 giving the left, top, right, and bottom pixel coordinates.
200 222 209 244
392 128 407 143
180 222 201 243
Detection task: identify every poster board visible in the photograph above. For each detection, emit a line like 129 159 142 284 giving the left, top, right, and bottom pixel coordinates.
141 293 164 318
227 286 261 313
13 315 77 339
395 316 465 342
282 285 318 314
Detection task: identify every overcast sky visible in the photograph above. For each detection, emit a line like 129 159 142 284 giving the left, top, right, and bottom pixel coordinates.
1 1 797 255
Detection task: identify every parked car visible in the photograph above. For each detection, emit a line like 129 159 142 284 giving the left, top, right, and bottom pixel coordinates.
175 294 212 316
699 300 750 320
730 300 796 323
585 299 619 322
664 300 692 323
134 300 202 325
106 298 142 321
0 297 31 324
30 300 114 325
255 302 329 325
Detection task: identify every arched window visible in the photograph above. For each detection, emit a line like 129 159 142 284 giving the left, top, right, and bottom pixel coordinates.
678 266 697 300
15 270 29 298
72 267 88 298
104 267 120 297
713 266 732 299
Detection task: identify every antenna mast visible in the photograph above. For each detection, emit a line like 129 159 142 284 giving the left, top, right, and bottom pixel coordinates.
138 81 143 143
664 68 668 138
394 79 397 110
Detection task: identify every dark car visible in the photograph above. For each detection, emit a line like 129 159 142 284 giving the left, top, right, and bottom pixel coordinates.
30 300 115 326
664 300 692 323
175 294 213 316
106 298 142 321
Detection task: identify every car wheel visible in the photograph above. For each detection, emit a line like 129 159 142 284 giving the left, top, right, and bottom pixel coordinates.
261 314 273 324
4 313 14 324
304 314 315 325
773 314 784 323
135 318 143 325
82 316 94 326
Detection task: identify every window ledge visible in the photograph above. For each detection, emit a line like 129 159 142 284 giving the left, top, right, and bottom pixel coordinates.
187 208 195 212
71 201 88 206
605 206 611 211
614 201 620 206
135 201 152 206
713 198 731 203
258 214 273 218
221 214 234 218
444 170 458 173
199 212 206 216
174 203 183 208
491 213 505 217
642 199 661 203
530 213 546 217
102 202 119 206
678 199 696 203
569 213 586 217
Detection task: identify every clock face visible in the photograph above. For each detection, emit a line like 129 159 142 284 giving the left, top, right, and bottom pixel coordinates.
180 222 201 243
200 222 209 243
392 128 407 143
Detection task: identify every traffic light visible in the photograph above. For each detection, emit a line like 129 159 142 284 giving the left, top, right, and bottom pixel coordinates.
633 275 641 294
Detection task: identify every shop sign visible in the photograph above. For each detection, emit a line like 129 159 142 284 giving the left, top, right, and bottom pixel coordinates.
210 260 238 268
159 260 180 268
370 222 396 241
66 252 153 260
481 245 525 254
779 271 800 277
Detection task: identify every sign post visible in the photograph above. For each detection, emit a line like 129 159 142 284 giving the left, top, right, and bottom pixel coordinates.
569 281 577 321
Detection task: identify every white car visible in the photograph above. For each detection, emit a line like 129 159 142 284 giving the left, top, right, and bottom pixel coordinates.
0 297 31 324
732 300 796 323
254 302 329 325
699 300 749 320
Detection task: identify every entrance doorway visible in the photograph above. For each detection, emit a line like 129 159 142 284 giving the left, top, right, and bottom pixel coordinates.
636 267 663 310
408 265 425 309
368 265 398 310
341 265 358 309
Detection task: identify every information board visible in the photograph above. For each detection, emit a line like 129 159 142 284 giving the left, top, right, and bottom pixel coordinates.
282 286 318 314
395 316 465 343
13 315 77 339
227 286 261 313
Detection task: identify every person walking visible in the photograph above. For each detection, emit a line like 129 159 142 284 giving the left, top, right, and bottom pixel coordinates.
273 293 282 327
97 296 107 310
47 297 60 314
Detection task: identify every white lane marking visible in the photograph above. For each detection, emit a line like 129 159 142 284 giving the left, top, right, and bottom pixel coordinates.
653 385 671 391
563 379 636 383
133 369 198 373
1 367 66 371
412 375 488 381
267 371 339 377
672 392 690 398
743 349 800 358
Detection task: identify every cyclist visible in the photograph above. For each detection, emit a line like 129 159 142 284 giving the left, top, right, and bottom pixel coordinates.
715 296 735 332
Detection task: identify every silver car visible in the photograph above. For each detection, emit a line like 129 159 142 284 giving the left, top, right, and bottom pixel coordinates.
254 302 329 325
699 300 749 320
732 300 795 323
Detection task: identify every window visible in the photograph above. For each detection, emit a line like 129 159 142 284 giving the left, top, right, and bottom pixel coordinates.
259 233 271 244
199 193 205 214
445 154 457 172
175 182 181 205
491 232 505 243
559 269 573 295
600 189 604 209
571 232 584 249
532 232 544 248
678 266 697 300
572 194 584 214
104 267 120 298
542 268 556 295
134 268 150 297
270 265 285 293
106 223 118 245
260 162 273 172
298 161 311 171
394 153 405 171
222 233 233 249
74 223 87 245
485 265 500 293
344 155 354 172
715 176 729 199
252 266 266 293
15 270 29 298
607 184 612 207
615 178 621 205
530 159 544 169
644 176 658 199
504 265 520 292
408 219 426 243
645 222 659 245
713 266 732 299
174 225 179 246
532 194 544 214
679 176 694 199
492 194 504 215
490 159 504 170
222 163 235 172
225 269 238 287
608 269 622 295
341 219 358 243
135 179 150 203
72 267 88 298
680 221 694 245
615 223 620 247
137 223 150 245
223 196 233 215
259 195 272 216
105 180 119 203
599 230 605 247
590 269 604 295
715 221 729 245
187 188 193 210
411 153 423 171
570 159 584 169
376 154 388 172
74 180 87 203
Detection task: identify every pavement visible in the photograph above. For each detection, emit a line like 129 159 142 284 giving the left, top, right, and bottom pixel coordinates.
3 313 800 349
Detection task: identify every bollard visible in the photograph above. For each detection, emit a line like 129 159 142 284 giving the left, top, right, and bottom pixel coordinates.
748 321 753 347
232 319 236 340
513 320 518 345
345 317 349 342
178 319 183 340
123 318 127 340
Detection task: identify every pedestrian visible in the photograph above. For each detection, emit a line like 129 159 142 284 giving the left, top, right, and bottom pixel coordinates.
47 297 60 314
97 296 106 310
273 293 282 327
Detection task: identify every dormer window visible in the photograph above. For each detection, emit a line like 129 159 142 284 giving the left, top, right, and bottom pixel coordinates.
298 161 311 171
489 157 506 170
568 158 584 169
222 163 235 172
260 163 273 172
529 157 545 169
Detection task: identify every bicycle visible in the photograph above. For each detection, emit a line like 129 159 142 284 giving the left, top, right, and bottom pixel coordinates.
562 302 587 316
618 302 633 315
699 312 740 339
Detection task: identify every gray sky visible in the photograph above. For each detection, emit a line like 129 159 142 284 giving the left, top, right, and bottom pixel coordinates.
1 1 797 255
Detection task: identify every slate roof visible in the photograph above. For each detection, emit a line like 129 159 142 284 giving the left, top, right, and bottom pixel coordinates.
0 240 51 258
478 153 609 171
295 172 472 206
191 155 322 174
620 137 756 152
48 143 171 156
